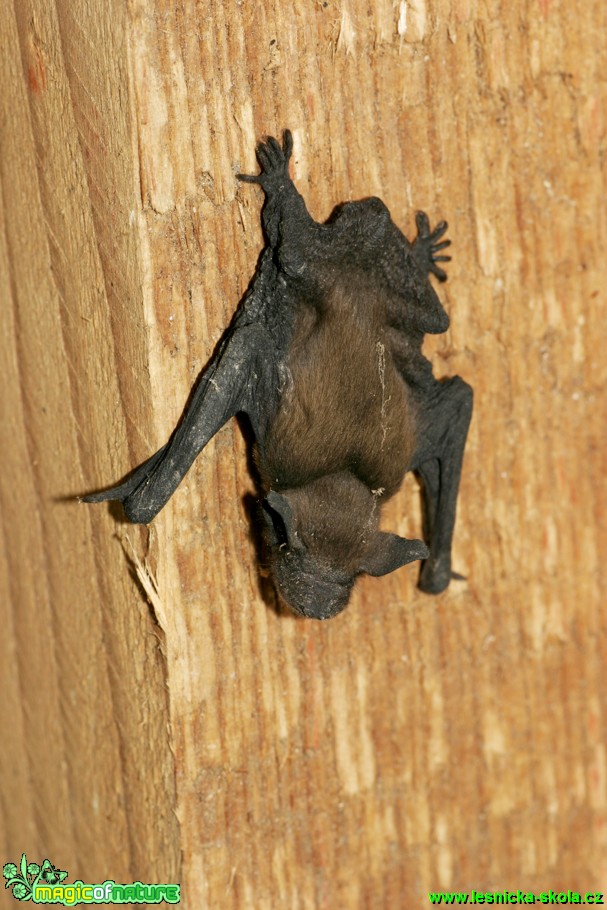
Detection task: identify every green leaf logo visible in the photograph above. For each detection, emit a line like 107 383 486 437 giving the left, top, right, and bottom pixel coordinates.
3 854 67 901
12 883 28 900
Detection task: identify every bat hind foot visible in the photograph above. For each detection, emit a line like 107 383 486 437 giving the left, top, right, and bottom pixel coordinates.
238 130 293 189
412 211 451 282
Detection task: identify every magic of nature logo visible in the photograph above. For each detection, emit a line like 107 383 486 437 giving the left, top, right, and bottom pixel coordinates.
3 854 180 905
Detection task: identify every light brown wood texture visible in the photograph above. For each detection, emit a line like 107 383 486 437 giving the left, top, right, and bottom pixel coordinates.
1 0 606 905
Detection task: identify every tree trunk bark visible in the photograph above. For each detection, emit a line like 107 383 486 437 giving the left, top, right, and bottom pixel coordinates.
1 0 605 904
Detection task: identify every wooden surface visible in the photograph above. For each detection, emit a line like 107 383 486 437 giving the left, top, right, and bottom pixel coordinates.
1 0 606 906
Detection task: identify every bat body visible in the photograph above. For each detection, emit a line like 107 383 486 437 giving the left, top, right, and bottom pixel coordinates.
85 131 472 619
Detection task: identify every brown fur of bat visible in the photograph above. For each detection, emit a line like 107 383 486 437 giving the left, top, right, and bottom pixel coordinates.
256 270 420 613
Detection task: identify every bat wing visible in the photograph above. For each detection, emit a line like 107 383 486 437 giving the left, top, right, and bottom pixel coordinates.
83 321 279 523
85 130 310 525
83 131 302 524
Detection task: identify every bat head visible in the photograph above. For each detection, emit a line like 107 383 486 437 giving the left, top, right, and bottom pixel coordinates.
262 485 428 620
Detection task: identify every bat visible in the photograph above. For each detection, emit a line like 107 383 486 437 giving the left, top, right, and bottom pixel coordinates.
84 129 473 620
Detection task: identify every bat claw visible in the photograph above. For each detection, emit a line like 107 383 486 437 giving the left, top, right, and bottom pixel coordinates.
450 570 467 581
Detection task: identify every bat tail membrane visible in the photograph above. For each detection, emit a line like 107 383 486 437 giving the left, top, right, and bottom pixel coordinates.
84 324 277 524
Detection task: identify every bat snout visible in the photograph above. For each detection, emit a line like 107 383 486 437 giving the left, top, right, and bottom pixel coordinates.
272 550 354 621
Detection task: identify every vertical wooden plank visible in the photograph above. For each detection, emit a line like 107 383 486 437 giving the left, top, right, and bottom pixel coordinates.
0 0 178 886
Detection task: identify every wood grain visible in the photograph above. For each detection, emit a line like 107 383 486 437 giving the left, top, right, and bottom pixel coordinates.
1 0 606 905
0 0 178 888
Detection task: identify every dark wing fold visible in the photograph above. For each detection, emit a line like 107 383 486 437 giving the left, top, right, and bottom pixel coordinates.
83 324 277 523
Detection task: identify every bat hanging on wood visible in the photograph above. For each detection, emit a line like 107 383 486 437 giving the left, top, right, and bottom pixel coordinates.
84 129 473 620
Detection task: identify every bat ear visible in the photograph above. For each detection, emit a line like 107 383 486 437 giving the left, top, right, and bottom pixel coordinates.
263 491 304 551
359 532 429 577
